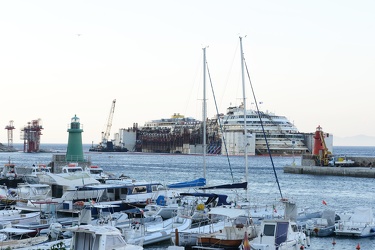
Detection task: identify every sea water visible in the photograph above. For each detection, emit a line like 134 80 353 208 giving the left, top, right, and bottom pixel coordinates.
1 145 375 249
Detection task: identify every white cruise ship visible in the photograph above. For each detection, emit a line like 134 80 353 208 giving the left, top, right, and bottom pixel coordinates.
219 104 309 155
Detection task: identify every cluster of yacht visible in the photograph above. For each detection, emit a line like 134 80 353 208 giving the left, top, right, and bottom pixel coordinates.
0 161 374 250
0 160 317 250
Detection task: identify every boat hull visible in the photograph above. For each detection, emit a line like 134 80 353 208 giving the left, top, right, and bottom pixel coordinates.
197 237 243 249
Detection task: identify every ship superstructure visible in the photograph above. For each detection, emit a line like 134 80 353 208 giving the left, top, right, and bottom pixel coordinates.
219 104 309 155
120 107 309 156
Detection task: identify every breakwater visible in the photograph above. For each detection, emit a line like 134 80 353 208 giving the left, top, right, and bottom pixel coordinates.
284 165 375 178
284 156 375 178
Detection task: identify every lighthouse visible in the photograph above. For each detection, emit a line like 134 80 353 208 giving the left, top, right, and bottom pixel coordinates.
66 115 84 162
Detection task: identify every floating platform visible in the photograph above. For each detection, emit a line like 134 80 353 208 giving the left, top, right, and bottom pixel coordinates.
284 165 375 178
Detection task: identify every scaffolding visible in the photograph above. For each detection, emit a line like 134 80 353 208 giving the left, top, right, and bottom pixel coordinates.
20 119 43 153
5 120 15 148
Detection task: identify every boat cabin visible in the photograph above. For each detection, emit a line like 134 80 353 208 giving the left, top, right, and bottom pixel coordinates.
15 164 52 184
0 163 24 188
62 163 83 174
66 224 142 250
16 183 51 200
250 219 307 249
100 182 162 202
85 165 109 182
2 164 17 179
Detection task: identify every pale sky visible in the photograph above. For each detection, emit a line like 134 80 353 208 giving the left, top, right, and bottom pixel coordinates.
1 1 374 145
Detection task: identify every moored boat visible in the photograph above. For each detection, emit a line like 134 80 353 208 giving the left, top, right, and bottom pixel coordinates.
335 206 375 237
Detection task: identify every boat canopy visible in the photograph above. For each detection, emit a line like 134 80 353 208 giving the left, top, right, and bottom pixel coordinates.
0 228 36 234
179 192 231 206
78 182 161 190
208 207 248 219
199 181 247 190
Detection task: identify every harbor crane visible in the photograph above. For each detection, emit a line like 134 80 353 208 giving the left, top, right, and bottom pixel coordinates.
89 99 128 152
101 99 116 146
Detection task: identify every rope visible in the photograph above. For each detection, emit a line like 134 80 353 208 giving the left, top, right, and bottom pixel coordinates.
206 60 235 184
243 57 283 200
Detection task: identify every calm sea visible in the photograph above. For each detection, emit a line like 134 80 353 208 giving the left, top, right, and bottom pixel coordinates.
1 145 375 249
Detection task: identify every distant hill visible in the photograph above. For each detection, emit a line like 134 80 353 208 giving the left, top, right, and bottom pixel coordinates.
333 135 375 146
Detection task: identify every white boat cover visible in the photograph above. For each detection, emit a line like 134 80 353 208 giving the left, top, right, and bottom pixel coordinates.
208 207 247 219
0 228 35 234
351 207 374 223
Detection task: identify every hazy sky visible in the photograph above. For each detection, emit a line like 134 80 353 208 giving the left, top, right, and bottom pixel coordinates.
1 1 374 145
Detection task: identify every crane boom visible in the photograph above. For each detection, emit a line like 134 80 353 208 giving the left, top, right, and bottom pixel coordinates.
102 99 116 145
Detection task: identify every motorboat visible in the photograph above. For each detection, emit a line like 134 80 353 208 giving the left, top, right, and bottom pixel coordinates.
65 224 144 250
15 164 51 184
249 219 309 250
303 209 338 237
0 210 40 224
122 215 192 246
335 206 375 237
36 166 103 207
0 227 48 248
84 165 110 183
0 162 24 188
75 179 167 213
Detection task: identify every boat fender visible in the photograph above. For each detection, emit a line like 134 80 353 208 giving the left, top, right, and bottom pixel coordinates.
306 236 311 247
74 201 85 207
196 204 205 211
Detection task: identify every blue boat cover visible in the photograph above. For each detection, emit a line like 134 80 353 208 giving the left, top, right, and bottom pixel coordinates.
167 178 206 188
179 192 231 206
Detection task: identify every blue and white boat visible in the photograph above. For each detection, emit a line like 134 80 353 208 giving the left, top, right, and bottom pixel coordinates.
76 179 166 213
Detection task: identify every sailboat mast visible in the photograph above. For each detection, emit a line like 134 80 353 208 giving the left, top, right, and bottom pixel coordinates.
203 47 207 180
239 36 249 201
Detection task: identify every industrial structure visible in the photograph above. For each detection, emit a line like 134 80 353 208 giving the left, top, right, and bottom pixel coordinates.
89 99 128 152
111 114 328 156
108 114 221 154
20 119 43 153
5 120 15 148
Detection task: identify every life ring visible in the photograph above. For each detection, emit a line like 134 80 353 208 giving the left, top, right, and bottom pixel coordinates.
146 198 152 204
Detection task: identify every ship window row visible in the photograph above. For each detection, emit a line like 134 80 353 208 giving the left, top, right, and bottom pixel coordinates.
232 121 290 126
228 115 283 119
255 134 304 139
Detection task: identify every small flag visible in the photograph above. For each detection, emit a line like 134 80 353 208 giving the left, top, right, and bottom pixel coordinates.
322 200 327 205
